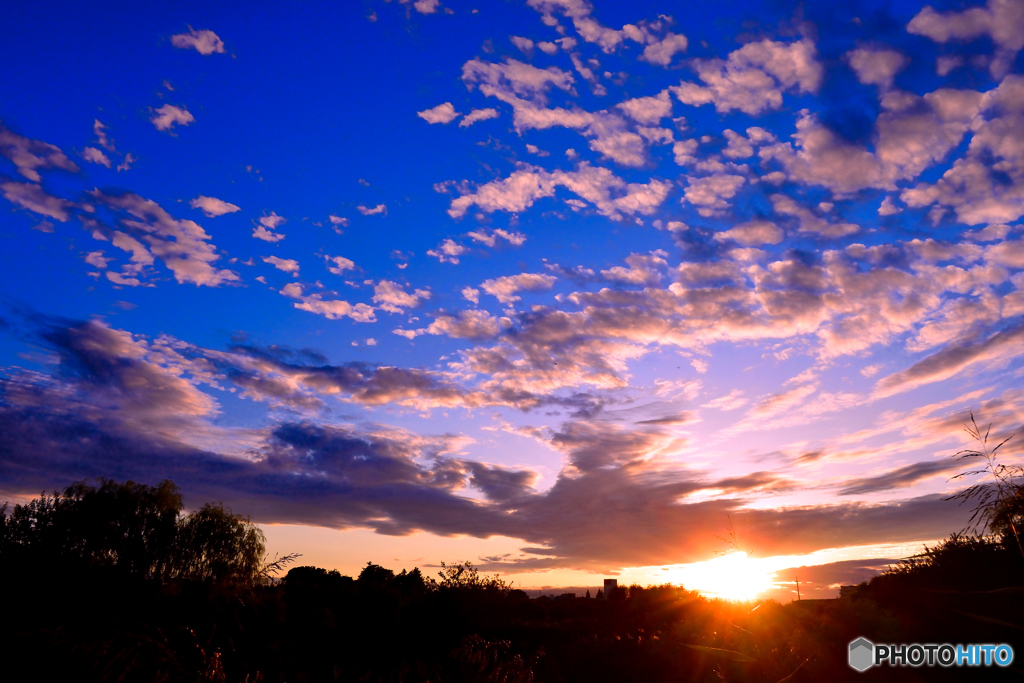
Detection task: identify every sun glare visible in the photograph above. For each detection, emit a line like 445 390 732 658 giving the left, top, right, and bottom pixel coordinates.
669 552 776 601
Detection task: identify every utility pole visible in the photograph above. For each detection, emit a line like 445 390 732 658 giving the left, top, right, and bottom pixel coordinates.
795 575 801 601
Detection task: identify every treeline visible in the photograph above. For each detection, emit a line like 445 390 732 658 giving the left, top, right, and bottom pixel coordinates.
1 479 1022 682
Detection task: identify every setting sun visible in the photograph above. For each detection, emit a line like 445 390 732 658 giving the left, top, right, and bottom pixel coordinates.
669 552 776 601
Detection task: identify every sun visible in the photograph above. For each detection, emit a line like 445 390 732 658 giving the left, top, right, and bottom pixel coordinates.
670 552 775 601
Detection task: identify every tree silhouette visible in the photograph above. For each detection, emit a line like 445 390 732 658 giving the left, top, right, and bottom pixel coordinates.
171 502 266 585
1 479 268 586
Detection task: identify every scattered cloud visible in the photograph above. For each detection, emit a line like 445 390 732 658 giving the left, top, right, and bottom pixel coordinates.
170 28 226 55
417 102 459 124
150 104 195 132
190 195 240 217
263 256 300 275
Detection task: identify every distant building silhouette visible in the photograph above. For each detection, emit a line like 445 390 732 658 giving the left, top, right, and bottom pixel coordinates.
604 578 617 595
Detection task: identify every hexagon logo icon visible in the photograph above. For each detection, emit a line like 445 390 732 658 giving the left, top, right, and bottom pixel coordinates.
849 637 874 672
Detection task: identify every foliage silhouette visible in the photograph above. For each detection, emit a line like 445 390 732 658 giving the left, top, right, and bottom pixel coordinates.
2 477 1022 682
945 413 1024 556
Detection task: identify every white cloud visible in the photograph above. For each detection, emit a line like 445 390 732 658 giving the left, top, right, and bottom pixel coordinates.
481 272 557 303
460 108 499 127
399 0 441 13
878 196 902 216
672 38 822 115
150 105 194 132
263 256 300 275
0 125 79 182
357 203 387 216
280 282 376 322
84 251 111 269
526 0 687 67
93 119 115 151
466 228 527 247
617 90 672 125
325 255 356 274
449 163 671 220
170 28 226 55
846 47 908 90
190 195 240 217
82 146 111 167
90 190 238 287
462 287 480 304
1 181 74 221
417 102 459 124
714 220 783 246
908 0 1024 78
683 174 746 216
373 280 431 313
427 238 468 264
771 194 859 237
252 212 286 242
511 36 534 54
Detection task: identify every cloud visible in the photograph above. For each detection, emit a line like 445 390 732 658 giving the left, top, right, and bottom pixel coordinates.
427 238 468 264
845 47 908 90
466 228 526 247
874 322 1024 397
683 174 746 216
372 280 430 313
771 194 858 237
908 0 1024 78
81 146 111 167
761 89 983 195
400 0 441 14
150 105 194 132
263 256 300 275
357 204 387 216
713 220 783 246
0 317 987 570
170 28 226 55
325 255 355 275
93 119 115 151
459 108 499 127
84 251 111 269
0 124 79 181
253 213 286 242
900 77 1024 225
1 181 74 221
617 90 673 126
280 283 376 322
190 195 240 217
671 39 822 115
526 1 687 67
423 310 503 340
89 190 239 286
600 251 667 286
462 57 575 107
838 460 960 496
449 163 671 220
702 389 748 411
417 102 459 124
480 272 557 304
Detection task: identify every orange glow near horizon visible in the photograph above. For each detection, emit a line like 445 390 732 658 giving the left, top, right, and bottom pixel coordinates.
663 552 776 601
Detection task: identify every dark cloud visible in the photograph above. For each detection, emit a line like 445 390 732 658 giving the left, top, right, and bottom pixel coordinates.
838 459 960 495
0 318 979 574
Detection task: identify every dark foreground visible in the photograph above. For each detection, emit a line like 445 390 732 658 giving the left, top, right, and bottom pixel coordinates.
2 479 1022 682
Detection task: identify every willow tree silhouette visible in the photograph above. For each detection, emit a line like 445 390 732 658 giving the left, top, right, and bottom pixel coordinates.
0 478 271 585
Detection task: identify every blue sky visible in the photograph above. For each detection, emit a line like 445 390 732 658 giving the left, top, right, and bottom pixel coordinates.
3 0 1024 598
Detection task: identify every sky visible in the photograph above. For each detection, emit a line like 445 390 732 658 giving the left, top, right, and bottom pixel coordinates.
2 0 1024 601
